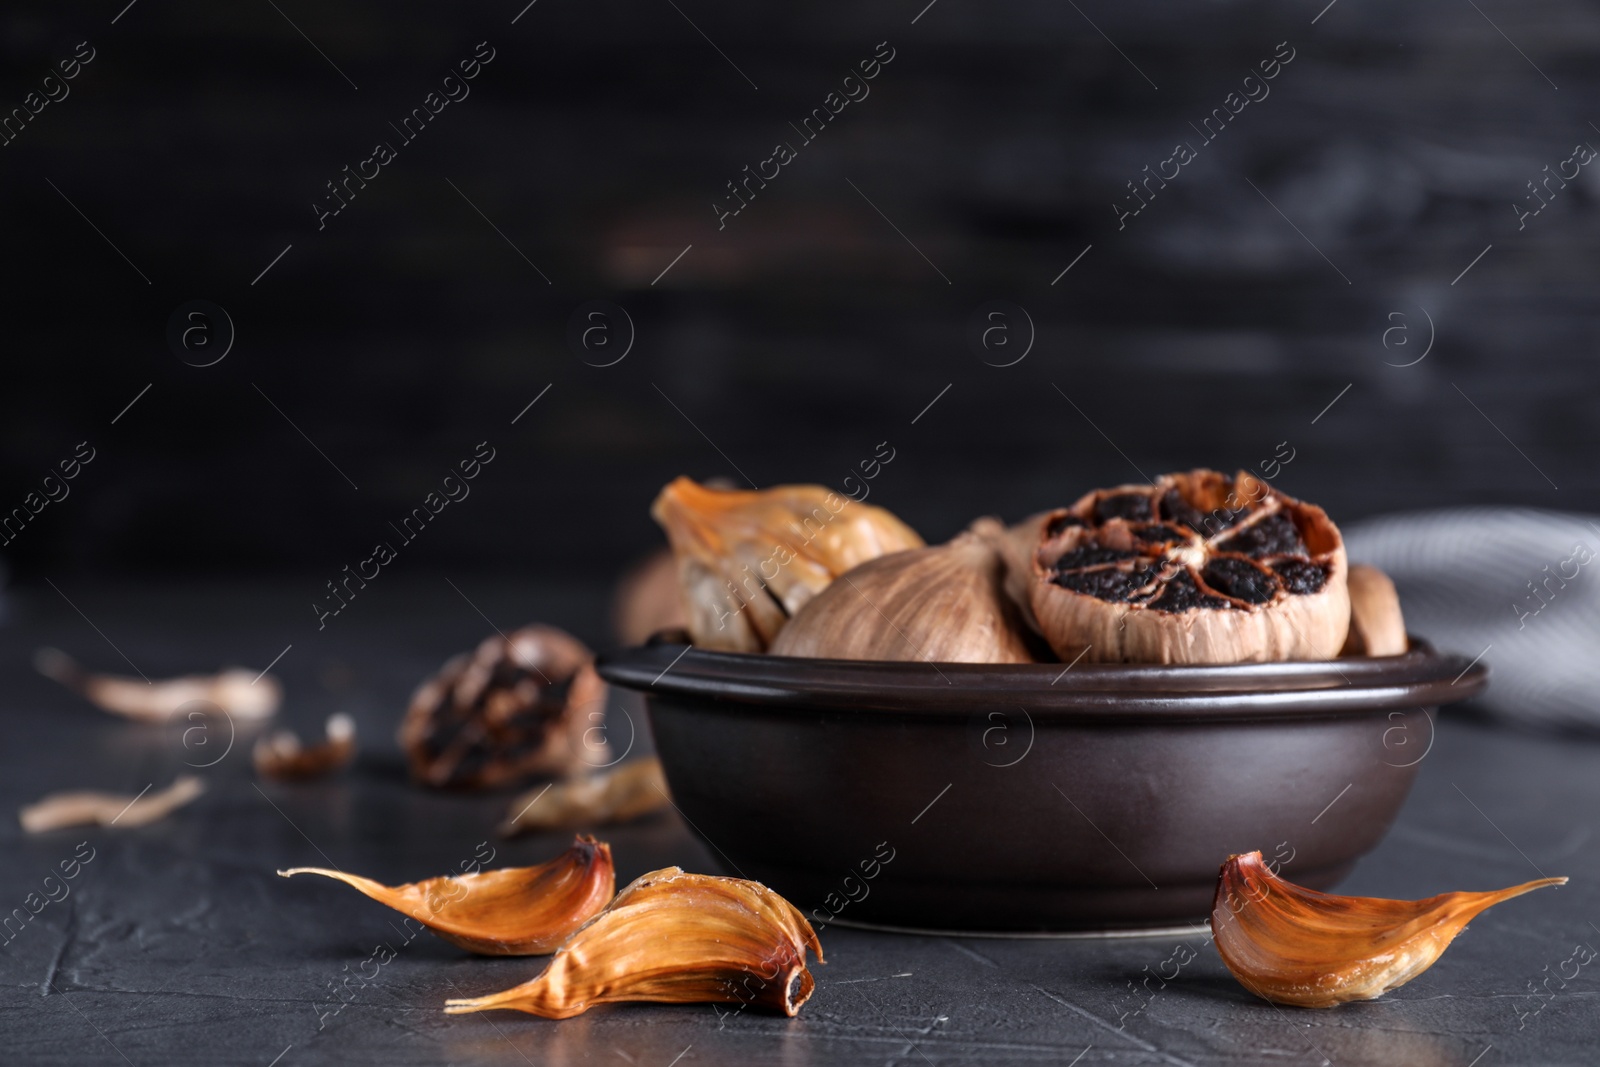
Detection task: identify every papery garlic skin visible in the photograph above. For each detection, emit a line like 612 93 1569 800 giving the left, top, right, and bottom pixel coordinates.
500 757 670 837
1212 851 1565 1008
444 867 823 1018
34 648 280 721
769 521 1036 663
651 477 924 652
19 776 205 833
280 836 614 956
255 713 356 781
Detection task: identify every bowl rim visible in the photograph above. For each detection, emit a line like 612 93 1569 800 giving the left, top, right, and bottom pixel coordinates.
596 635 1489 721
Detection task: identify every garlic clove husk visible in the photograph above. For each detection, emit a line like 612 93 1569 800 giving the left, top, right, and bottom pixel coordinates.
443 866 822 1018
500 756 671 837
768 521 1038 664
254 713 356 782
1212 850 1566 1008
279 835 614 956
20 776 205 833
34 647 281 722
1340 563 1408 657
650 477 924 652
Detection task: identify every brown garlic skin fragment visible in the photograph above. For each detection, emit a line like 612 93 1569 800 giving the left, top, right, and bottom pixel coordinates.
1340 563 1408 657
500 757 671 837
254 713 356 782
399 625 608 790
34 648 281 722
444 867 823 1018
769 520 1038 664
1029 470 1350 665
651 476 924 653
20 776 205 833
279 835 614 956
1212 851 1566 1008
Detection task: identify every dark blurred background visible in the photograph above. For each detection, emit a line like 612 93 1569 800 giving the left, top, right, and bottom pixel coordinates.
0 0 1588 607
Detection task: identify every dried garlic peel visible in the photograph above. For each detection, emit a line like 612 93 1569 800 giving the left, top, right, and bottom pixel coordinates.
500 757 670 837
1212 850 1566 1008
651 476 923 652
279 835 614 955
20 776 205 833
444 867 823 1018
35 647 280 721
254 713 356 781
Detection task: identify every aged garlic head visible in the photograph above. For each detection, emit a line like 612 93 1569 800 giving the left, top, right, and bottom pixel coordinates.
399 624 607 789
444 867 823 1018
769 520 1037 663
651 477 924 652
1026 469 1350 664
1212 851 1565 1008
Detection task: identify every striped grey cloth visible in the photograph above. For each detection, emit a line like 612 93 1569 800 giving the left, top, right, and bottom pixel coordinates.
1344 509 1600 731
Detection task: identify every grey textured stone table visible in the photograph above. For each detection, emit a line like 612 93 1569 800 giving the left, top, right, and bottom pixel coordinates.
3 581 1596 1066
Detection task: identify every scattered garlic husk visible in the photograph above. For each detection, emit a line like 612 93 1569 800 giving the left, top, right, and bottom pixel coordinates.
1028 470 1350 664
1212 851 1566 1008
1340 563 1408 657
20 776 205 833
500 756 671 837
34 648 281 722
399 625 608 790
254 713 356 782
444 866 822 1018
651 476 924 653
769 520 1037 663
280 835 614 956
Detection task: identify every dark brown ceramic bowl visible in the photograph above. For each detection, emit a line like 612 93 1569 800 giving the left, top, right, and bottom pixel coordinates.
596 638 1486 934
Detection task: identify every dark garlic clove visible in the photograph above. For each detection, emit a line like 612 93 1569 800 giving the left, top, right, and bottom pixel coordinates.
1212 850 1566 1007
279 835 614 955
444 867 823 1018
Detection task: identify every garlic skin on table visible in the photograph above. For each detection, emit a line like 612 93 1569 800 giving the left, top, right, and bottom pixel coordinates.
19 776 205 833
500 756 671 837
34 648 281 722
1212 851 1566 1008
279 835 615 956
254 713 356 781
444 867 823 1018
769 520 1037 663
651 477 924 653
